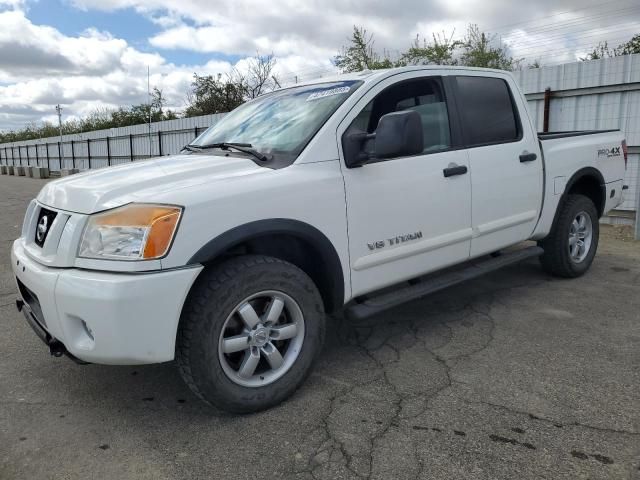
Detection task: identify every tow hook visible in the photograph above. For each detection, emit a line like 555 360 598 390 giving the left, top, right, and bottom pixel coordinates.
48 340 90 364
16 299 24 312
49 340 66 358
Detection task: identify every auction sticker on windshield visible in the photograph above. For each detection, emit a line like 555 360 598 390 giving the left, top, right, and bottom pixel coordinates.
306 86 351 101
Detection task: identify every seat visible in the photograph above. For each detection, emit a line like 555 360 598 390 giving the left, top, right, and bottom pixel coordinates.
406 102 451 152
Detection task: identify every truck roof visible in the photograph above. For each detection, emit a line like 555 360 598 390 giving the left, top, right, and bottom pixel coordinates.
294 65 514 88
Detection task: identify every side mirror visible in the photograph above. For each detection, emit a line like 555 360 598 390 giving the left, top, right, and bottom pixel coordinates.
343 130 374 168
375 110 424 159
342 110 424 168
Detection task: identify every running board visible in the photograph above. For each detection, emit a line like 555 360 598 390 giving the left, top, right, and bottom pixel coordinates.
345 246 544 321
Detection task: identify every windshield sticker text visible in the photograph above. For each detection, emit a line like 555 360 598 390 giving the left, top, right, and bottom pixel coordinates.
306 86 350 101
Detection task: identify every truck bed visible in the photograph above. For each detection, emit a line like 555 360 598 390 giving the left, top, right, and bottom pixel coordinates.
531 127 626 241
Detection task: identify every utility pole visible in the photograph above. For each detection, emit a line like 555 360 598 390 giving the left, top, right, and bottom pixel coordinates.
636 165 640 240
147 66 152 158
55 104 63 143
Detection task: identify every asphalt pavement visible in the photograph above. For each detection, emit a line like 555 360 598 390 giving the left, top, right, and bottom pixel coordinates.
0 174 638 480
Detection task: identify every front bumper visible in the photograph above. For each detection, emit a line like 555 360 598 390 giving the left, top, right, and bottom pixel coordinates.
15 297 87 363
11 239 203 365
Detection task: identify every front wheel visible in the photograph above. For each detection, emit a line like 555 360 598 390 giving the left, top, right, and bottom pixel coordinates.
176 255 325 413
538 194 599 278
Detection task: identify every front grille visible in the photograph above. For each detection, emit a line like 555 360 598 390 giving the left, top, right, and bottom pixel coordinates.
16 278 47 327
34 207 57 248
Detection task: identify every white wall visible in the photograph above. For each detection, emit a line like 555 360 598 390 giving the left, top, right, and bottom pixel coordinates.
513 53 640 212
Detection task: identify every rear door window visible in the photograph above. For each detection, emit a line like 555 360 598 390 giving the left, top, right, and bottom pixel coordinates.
455 76 520 146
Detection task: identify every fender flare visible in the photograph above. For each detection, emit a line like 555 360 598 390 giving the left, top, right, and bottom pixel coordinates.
564 167 606 214
546 167 606 237
187 218 345 311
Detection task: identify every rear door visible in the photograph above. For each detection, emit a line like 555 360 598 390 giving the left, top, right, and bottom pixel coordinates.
452 74 543 257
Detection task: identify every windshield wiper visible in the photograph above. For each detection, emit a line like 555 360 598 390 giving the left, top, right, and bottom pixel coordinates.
186 142 269 162
181 144 204 152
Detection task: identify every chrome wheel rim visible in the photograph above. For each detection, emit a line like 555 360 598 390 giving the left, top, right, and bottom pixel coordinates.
568 211 593 263
218 290 305 388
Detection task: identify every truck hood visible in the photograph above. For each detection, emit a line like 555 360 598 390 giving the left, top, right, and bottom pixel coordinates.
37 154 266 214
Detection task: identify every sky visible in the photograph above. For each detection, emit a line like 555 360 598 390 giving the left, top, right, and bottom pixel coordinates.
0 0 639 131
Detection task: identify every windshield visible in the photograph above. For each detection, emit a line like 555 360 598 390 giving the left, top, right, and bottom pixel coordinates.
191 80 362 163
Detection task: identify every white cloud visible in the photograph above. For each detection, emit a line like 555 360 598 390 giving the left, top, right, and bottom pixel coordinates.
0 10 144 79
0 0 25 9
0 0 360 132
71 0 640 70
73 0 454 57
502 14 640 65
0 10 239 130
0 8 334 130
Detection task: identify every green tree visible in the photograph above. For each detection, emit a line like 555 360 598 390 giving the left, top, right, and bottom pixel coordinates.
184 73 246 117
581 34 639 61
401 32 461 65
79 108 117 131
615 34 640 55
334 26 400 72
460 24 521 70
184 53 281 116
336 24 522 73
527 59 543 69
0 93 181 143
580 41 614 61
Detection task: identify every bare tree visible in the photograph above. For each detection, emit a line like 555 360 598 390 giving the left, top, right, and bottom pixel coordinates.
231 53 281 99
150 87 166 116
184 53 281 117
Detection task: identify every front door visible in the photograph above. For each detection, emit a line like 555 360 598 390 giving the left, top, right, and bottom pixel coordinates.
338 73 473 297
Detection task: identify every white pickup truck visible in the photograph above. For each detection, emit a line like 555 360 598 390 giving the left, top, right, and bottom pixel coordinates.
12 66 627 412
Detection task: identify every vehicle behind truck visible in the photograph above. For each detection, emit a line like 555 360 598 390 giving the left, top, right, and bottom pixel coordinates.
12 66 627 412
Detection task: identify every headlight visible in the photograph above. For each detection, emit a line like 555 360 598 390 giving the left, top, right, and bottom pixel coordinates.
78 203 182 260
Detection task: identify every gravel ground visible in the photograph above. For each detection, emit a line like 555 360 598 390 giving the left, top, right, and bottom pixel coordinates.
0 174 638 480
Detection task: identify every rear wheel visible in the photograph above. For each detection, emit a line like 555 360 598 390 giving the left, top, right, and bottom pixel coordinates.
176 255 325 413
538 194 599 278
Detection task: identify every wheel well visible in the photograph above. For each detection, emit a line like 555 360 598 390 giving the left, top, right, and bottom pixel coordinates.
200 233 344 314
567 174 605 217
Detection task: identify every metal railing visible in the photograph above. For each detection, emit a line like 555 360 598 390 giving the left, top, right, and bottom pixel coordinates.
0 126 205 171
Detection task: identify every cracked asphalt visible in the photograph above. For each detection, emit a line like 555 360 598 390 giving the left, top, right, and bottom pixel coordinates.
1 174 639 480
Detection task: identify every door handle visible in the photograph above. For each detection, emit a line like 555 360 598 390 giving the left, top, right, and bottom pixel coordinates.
519 152 537 163
443 164 468 177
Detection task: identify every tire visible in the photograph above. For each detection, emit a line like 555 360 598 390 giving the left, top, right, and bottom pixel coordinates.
538 194 599 278
176 255 325 413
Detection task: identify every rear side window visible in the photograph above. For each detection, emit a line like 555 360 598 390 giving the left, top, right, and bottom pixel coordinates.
455 76 520 146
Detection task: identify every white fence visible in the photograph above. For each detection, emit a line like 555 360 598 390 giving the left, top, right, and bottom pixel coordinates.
0 114 225 171
513 54 640 215
1 55 639 219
